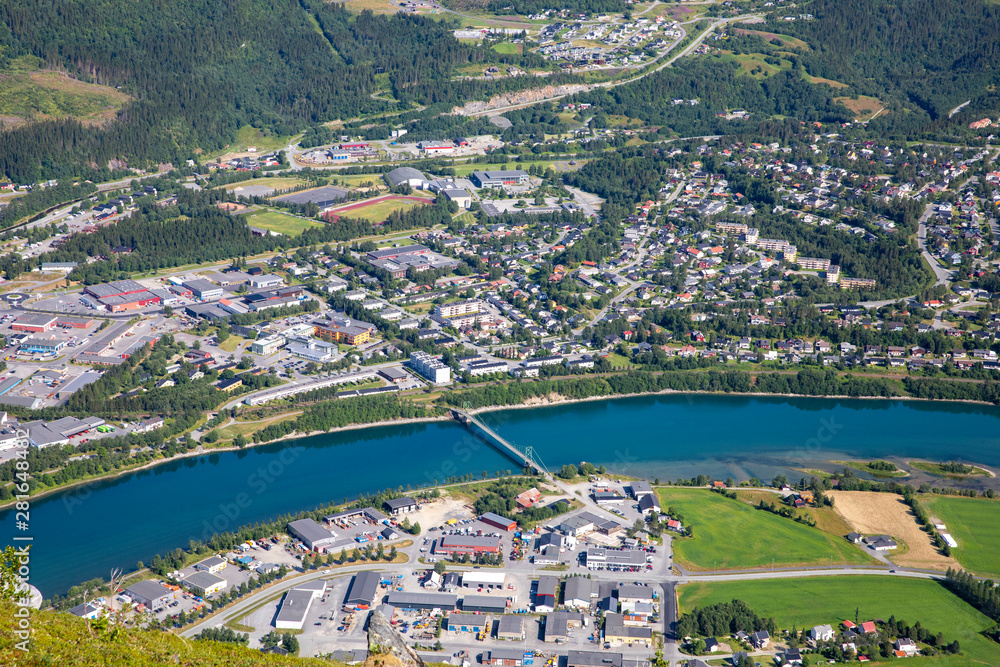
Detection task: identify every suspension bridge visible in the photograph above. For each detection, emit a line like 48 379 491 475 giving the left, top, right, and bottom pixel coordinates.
451 403 548 476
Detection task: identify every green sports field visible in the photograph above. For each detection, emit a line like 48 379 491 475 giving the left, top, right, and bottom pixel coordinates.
658 488 875 570
923 495 1000 579
678 576 1000 666
336 197 429 223
246 210 324 236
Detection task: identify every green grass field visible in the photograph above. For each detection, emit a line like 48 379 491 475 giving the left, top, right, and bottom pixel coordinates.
713 52 793 79
605 353 636 368
492 42 520 55
338 198 429 223
678 576 1000 666
448 159 584 177
246 210 324 236
923 496 1000 579
659 488 875 570
234 125 295 152
217 177 309 192
909 461 990 479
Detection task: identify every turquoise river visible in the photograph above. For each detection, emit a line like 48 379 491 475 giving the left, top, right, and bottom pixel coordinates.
5 393 1000 596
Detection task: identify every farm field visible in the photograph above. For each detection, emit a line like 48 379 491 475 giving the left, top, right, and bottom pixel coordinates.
657 488 875 571
246 210 324 236
923 495 1000 579
734 489 856 537
828 491 957 571
678 576 1000 666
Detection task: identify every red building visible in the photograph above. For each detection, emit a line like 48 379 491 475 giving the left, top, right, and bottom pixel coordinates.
435 535 502 556
480 512 517 532
12 315 57 333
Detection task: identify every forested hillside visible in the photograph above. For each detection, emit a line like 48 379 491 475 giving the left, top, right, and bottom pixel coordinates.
0 0 563 182
779 0 1000 119
567 0 1000 140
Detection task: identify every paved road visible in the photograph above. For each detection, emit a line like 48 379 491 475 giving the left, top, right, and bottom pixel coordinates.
466 15 760 118
660 581 679 662
917 202 952 288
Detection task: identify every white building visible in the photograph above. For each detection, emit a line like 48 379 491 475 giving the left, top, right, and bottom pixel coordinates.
409 351 451 384
250 335 285 355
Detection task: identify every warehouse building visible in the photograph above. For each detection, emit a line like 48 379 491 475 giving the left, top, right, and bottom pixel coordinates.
125 580 176 610
23 416 106 448
544 611 586 642
434 535 502 556
275 580 328 630
384 496 418 515
461 571 506 589
535 576 559 612
603 612 652 647
184 279 224 300
462 595 508 614
485 648 525 666
441 188 472 209
194 556 227 573
12 314 57 333
386 591 458 611
185 571 227 596
345 571 381 607
287 518 338 551
446 613 490 633
584 548 646 570
20 336 69 354
55 371 102 400
496 615 526 641
480 512 517 532
566 651 647 667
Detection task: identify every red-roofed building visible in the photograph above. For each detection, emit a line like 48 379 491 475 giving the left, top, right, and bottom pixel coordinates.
861 621 876 634
516 488 541 508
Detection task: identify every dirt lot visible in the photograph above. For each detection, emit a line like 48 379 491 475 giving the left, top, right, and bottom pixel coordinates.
828 491 957 571
407 493 474 528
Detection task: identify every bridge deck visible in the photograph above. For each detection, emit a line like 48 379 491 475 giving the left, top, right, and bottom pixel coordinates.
454 409 545 474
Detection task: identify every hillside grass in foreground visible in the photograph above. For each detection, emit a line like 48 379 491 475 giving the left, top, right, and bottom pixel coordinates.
658 488 874 570
0 601 335 666
678 576 1000 666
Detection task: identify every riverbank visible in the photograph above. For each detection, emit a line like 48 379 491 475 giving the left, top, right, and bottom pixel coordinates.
0 414 453 511
12 388 1000 598
6 384 999 512
468 387 1000 418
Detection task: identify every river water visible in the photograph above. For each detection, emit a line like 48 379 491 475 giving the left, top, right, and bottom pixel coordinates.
7 394 1000 596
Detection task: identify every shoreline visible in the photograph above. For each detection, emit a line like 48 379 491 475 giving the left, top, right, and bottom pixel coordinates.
5 388 999 511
